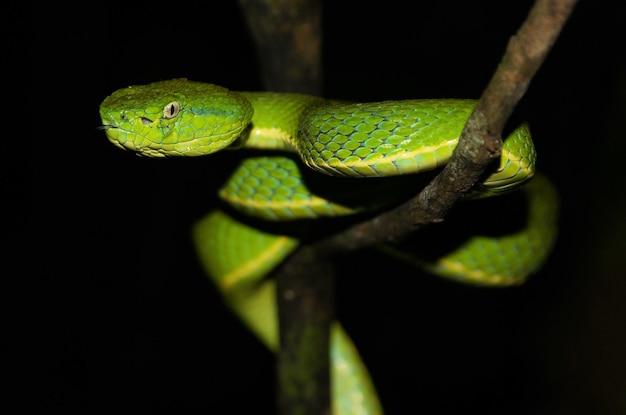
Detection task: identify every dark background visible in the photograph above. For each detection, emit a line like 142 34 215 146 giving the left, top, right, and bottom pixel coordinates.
4 0 625 414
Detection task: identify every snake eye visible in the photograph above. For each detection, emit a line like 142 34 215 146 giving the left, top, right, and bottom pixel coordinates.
163 101 180 119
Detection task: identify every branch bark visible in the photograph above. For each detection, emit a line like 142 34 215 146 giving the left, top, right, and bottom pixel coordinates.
237 2 331 414
324 0 578 253
237 0 323 94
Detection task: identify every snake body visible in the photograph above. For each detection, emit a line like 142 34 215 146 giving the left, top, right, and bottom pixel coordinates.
100 78 559 415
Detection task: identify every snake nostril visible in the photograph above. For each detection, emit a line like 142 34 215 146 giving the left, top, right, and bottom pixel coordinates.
141 117 153 125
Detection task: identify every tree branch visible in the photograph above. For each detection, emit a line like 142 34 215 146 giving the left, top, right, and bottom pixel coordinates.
237 0 323 94
237 2 331 415
324 0 578 253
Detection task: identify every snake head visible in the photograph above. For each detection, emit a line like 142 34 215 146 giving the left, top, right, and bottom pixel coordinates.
99 78 253 157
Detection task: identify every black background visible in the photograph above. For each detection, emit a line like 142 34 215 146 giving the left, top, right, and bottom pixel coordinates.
4 1 626 414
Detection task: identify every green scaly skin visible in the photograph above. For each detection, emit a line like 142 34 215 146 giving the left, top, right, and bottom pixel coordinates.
99 78 559 415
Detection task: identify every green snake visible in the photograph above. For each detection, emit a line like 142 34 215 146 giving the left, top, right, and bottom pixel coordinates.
99 78 559 415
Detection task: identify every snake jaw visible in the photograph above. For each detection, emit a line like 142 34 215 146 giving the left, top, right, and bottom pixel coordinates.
99 124 155 156
101 121 251 158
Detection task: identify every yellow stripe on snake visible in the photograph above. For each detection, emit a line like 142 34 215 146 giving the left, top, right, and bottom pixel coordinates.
99 78 559 415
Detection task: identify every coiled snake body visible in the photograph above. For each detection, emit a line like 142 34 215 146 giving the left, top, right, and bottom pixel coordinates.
100 78 558 415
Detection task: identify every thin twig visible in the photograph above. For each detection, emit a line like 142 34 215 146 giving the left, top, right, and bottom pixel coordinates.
324 0 578 253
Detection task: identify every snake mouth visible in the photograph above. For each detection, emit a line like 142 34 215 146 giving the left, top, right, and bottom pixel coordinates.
99 124 241 157
99 124 161 156
98 124 123 138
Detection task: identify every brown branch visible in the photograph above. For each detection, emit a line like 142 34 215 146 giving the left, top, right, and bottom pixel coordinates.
237 2 331 415
236 0 323 94
273 246 334 415
323 0 578 253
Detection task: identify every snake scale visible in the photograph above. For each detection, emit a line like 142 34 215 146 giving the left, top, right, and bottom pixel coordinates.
99 78 559 415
